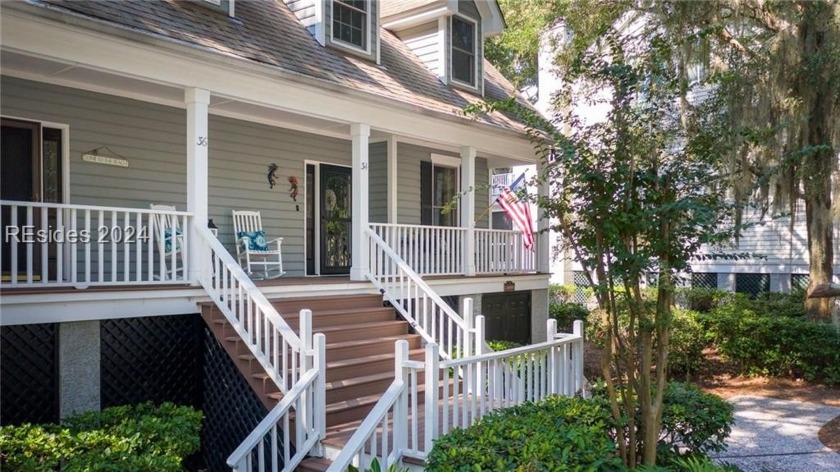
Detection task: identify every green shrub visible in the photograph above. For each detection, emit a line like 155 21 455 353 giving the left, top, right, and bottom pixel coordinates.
0 402 203 472
703 310 840 384
487 339 522 351
591 382 733 465
549 302 590 332
678 288 730 313
668 308 708 379
549 284 576 304
425 395 625 471
657 383 733 462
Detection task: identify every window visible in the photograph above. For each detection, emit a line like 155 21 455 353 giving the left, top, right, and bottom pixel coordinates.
333 0 368 50
421 160 459 227
450 15 476 87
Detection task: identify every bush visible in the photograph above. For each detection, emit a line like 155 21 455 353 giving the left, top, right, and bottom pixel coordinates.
0 402 203 471
668 308 709 379
549 283 576 304
590 381 733 466
549 302 590 332
678 288 730 313
487 339 522 351
703 309 840 384
425 395 624 471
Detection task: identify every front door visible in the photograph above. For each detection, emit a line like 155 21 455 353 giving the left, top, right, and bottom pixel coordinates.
1 119 63 281
319 164 352 275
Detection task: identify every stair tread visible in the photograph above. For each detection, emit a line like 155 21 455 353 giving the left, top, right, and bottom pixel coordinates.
283 306 393 317
326 334 420 349
325 371 393 390
327 348 424 369
316 320 408 333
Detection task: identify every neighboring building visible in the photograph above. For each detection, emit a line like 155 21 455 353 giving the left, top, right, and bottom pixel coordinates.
535 20 839 296
0 0 578 470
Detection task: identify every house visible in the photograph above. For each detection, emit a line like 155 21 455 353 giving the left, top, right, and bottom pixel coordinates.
0 1 586 470
534 19 839 298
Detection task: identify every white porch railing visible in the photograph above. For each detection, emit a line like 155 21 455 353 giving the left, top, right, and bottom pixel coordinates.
330 319 585 469
0 200 191 286
196 226 325 471
474 228 536 274
366 227 472 361
369 223 466 276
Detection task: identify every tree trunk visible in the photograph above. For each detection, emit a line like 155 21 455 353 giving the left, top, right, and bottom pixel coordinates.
800 3 836 321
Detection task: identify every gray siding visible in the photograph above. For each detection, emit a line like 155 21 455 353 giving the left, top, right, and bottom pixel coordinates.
369 142 388 223
325 0 379 62
1 77 353 277
474 157 489 228
207 116 351 276
396 143 425 225
397 21 442 78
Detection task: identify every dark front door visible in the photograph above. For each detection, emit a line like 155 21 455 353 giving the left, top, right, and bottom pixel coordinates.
319 164 352 275
482 291 532 345
1 119 41 280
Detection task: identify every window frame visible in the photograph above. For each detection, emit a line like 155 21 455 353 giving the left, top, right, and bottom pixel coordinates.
449 13 478 89
431 162 460 227
330 0 371 54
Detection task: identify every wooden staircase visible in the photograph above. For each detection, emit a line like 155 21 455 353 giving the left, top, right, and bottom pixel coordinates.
200 293 425 471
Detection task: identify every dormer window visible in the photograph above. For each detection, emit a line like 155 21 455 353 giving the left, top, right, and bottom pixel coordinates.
333 0 369 51
450 15 477 87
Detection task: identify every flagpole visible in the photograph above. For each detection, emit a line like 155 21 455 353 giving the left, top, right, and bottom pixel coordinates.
474 201 496 226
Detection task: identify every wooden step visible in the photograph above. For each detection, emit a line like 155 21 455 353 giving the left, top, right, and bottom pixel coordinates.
325 372 395 404
270 294 384 314
325 334 422 362
326 348 425 382
297 457 332 472
283 306 397 331
316 321 409 344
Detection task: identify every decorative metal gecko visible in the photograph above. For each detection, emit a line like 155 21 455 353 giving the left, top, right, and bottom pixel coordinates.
267 163 278 188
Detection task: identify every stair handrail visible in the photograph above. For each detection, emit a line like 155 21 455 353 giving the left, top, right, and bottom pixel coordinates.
227 334 326 472
327 340 417 472
196 225 303 392
365 228 469 360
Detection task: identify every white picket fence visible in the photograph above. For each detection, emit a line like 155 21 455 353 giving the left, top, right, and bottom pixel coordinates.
0 200 191 286
328 318 585 470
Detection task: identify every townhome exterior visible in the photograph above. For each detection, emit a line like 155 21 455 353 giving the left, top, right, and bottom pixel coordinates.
1 1 586 470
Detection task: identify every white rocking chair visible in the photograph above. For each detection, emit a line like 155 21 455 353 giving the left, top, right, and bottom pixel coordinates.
232 210 285 279
150 204 184 281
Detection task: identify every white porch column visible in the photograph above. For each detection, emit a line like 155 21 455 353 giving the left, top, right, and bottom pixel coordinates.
186 88 210 283
460 146 476 276
387 136 398 223
537 158 551 274
350 123 370 281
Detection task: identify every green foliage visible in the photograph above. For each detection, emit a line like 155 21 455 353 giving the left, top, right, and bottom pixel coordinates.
549 283 576 304
701 296 840 384
667 308 708 378
425 395 625 471
0 402 203 472
348 458 408 472
656 383 733 462
549 302 590 332
487 339 523 351
678 288 730 313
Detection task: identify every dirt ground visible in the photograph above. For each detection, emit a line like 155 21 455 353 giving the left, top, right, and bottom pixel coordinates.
582 343 840 452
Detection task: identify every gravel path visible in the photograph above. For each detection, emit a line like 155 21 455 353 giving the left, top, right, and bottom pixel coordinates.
711 395 840 472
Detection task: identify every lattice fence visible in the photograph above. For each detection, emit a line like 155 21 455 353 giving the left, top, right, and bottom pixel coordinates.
201 327 282 471
1 323 59 426
691 272 718 290
791 274 810 292
572 271 595 305
735 273 770 298
100 314 203 408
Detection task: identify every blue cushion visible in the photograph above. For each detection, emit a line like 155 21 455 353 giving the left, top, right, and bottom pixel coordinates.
163 228 182 253
237 230 269 252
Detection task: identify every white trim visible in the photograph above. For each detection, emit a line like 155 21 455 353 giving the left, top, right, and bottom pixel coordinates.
431 152 460 168
329 0 372 55
350 123 370 280
437 16 448 83
314 0 326 45
387 136 398 223
474 0 505 37
381 5 453 31
449 13 479 91
0 116 71 209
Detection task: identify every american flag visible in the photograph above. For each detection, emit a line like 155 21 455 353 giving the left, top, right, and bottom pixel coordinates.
497 173 535 251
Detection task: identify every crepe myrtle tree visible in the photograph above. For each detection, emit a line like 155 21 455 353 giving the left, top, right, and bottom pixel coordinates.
472 27 740 467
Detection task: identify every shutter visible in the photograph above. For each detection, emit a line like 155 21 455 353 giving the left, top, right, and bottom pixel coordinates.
421 160 432 225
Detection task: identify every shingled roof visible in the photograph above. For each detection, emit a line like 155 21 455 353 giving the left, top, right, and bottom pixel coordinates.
32 0 530 135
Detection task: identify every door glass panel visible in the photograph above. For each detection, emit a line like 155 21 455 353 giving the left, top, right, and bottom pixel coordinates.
433 165 458 226
320 165 352 274
306 165 315 275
